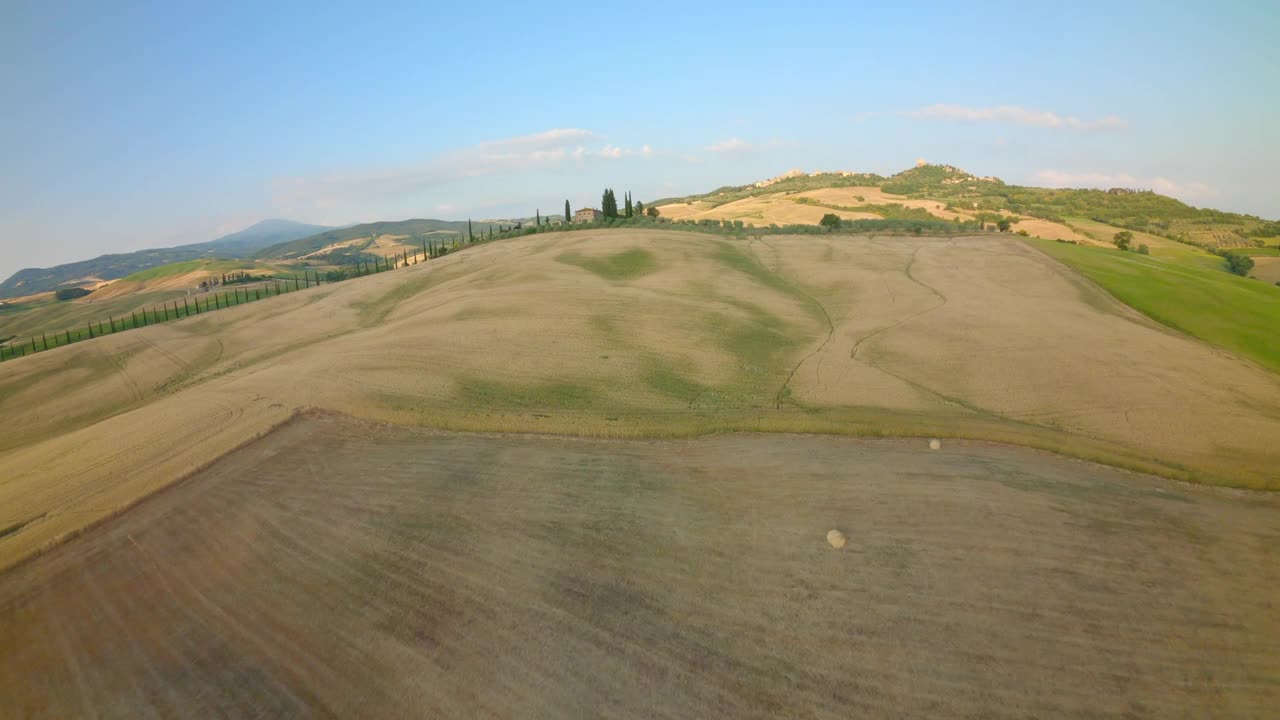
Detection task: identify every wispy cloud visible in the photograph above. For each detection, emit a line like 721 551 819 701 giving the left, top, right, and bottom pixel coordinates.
706 138 752 153
273 128 649 213
1034 170 1213 198
909 104 1125 131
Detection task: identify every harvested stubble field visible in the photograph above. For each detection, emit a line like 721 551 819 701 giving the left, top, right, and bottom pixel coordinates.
2 229 1280 574
2 413 1278 718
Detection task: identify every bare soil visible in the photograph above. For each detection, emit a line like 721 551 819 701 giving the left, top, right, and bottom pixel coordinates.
1 413 1277 718
1250 256 1280 284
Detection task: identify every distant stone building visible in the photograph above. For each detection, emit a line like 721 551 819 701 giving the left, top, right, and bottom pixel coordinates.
574 208 603 223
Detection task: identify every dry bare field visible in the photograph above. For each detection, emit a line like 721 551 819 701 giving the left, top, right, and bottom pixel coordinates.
655 187 1091 242
658 193 880 226
2 229 1279 573
1251 256 1280 284
2 413 1278 718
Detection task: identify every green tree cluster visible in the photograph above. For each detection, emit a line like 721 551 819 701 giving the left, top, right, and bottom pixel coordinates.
601 189 620 219
1225 254 1254 276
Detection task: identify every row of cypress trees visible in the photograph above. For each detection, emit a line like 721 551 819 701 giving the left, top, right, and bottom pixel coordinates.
0 237 463 363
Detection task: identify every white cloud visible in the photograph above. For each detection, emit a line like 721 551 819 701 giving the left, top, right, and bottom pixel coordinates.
909 104 1125 131
1034 170 1213 198
706 137 751 153
273 129 650 212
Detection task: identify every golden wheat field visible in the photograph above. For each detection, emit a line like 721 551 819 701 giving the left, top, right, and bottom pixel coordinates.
3 229 1280 572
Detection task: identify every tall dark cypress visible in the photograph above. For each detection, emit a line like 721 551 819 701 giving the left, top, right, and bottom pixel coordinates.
565 199 571 223
536 209 541 226
468 219 474 243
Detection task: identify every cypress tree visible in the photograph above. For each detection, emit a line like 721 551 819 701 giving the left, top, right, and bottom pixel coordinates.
42 333 48 349
565 199 571 223
88 321 95 339
468 219 474 243
536 209 541 226
66 330 72 345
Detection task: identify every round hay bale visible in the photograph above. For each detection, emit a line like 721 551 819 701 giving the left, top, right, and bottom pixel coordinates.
826 529 847 549
929 438 941 451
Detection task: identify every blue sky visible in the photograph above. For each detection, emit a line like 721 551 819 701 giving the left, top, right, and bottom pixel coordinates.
2 0 1276 280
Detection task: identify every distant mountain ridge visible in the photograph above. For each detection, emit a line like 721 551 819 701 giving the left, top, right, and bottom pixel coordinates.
0 219 333 299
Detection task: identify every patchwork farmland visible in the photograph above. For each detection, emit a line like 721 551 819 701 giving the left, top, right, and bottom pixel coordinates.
2 227 1278 717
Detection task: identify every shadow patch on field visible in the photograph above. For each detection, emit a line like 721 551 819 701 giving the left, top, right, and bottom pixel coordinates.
455 377 599 410
556 248 658 282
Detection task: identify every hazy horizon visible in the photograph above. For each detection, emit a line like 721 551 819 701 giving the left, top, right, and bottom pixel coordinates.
3 0 1276 281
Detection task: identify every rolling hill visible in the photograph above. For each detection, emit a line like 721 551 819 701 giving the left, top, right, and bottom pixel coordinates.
0 219 332 299
654 164 1280 251
254 218 500 260
4 227 1280 576
4 225 1279 715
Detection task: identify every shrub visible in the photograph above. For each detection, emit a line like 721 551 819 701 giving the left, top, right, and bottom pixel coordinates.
1016 229 1030 237
819 213 841 231
1137 243 1150 255
1113 230 1133 251
996 219 1012 232
55 287 92 301
1225 254 1254 276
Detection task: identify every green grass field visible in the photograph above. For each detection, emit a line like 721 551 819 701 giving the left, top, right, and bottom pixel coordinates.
1228 246 1280 257
1029 238 1280 374
1065 218 1227 271
0 289 191 341
121 259 260 282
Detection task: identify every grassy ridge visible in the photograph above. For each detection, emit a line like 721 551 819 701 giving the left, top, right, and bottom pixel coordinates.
122 259 265 282
1029 238 1280 374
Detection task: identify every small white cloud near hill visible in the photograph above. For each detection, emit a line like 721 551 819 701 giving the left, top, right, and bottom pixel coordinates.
1034 170 1213 198
909 104 1124 131
706 138 751 153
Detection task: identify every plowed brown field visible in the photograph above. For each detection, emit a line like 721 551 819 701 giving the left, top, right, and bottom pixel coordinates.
3 414 1277 718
